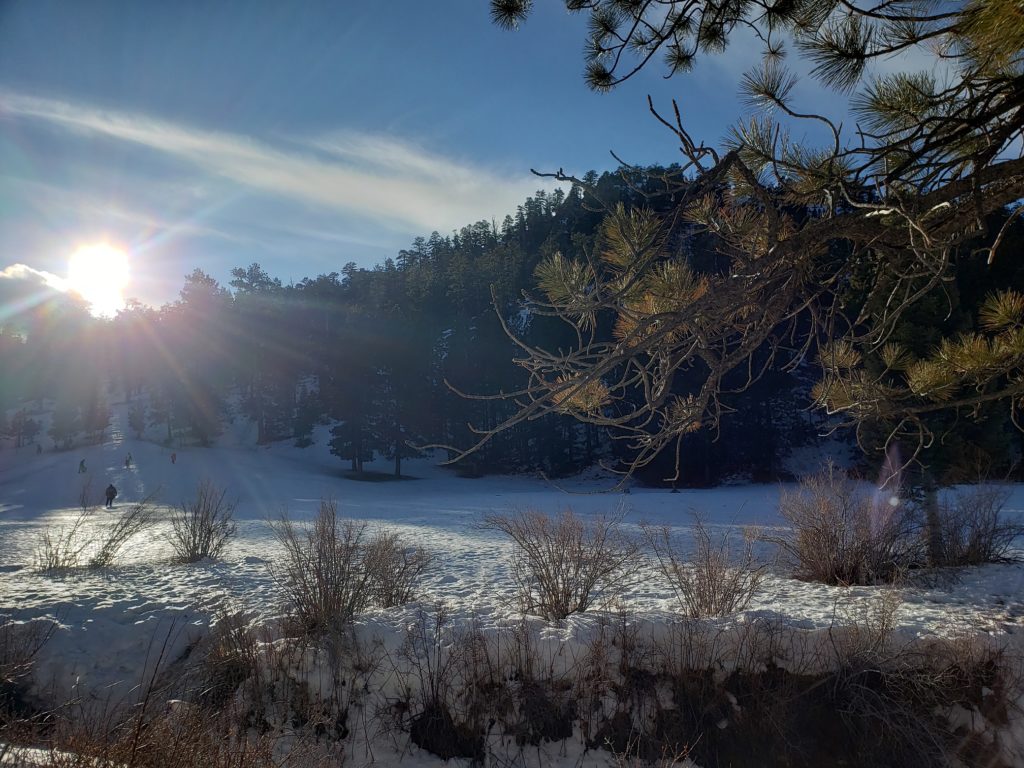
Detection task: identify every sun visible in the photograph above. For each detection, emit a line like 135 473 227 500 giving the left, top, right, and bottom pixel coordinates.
67 243 130 317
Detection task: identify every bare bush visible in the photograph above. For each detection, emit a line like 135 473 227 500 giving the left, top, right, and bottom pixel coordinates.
644 516 766 618
78 477 95 514
1 614 57 697
272 500 371 635
89 492 160 568
609 742 692 768
274 501 374 634
484 507 639 620
934 485 1022 566
34 512 92 572
195 610 260 707
768 464 921 585
168 480 237 563
33 481 103 572
364 530 435 608
828 586 905 665
823 593 1016 767
272 500 431 634
397 606 490 763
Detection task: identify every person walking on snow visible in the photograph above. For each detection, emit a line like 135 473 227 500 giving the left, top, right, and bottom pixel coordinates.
78 459 86 474
104 484 117 509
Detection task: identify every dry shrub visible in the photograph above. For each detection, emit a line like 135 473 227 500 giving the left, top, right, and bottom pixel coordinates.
272 501 371 635
89 492 160 568
816 589 1021 768
32 482 101 572
272 500 433 635
3 619 343 768
35 493 160 572
386 607 580 763
195 611 260 708
827 586 905 669
78 478 95 514
497 619 576 749
0 616 56 686
364 530 435 608
934 485 1022 566
769 463 920 585
396 606 490 763
1 614 58 728
609 742 692 767
577 611 668 759
34 513 93 572
168 480 237 563
484 507 639 620
644 516 766 618
826 618 1010 766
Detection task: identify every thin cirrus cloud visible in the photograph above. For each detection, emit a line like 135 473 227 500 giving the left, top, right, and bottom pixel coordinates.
1 90 548 236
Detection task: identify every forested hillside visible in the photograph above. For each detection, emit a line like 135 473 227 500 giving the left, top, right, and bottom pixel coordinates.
2 168 1022 485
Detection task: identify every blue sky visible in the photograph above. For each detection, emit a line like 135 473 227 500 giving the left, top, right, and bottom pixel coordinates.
0 0 837 308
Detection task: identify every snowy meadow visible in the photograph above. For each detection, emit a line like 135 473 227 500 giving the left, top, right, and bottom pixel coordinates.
3 401 1024 767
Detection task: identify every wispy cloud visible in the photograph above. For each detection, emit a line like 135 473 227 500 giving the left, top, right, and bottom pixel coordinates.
1 91 548 235
10 177 253 248
0 263 70 322
0 263 67 291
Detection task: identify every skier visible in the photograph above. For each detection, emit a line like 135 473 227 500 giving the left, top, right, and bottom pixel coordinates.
78 459 87 474
104 483 117 509
36 443 42 455
125 453 132 469
171 452 177 465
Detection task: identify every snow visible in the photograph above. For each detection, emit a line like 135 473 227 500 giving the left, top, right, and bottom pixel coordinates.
3 399 1024 765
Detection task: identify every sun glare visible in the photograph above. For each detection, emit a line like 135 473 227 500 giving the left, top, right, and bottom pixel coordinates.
67 243 130 317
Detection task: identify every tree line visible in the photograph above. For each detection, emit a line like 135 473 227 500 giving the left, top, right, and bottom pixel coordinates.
1 170 1021 485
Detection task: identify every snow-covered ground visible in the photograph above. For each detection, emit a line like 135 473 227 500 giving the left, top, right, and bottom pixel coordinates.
3 400 1024 765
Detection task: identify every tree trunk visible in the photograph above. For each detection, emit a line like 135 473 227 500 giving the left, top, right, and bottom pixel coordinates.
924 479 944 566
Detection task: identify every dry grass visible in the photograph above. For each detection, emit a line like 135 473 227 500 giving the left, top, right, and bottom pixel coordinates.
644 516 766 618
11 704 342 768
168 480 237 563
484 507 640 619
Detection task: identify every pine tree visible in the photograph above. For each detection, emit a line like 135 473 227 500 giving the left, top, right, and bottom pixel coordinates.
10 410 40 449
48 400 80 451
478 1 1024 476
128 401 147 439
292 385 320 448
81 387 111 444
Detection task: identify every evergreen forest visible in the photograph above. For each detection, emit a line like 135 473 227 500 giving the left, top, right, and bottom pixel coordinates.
2 168 1022 487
